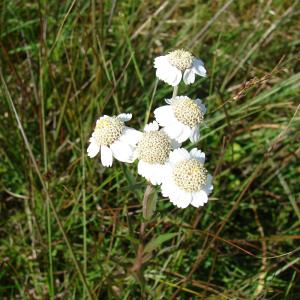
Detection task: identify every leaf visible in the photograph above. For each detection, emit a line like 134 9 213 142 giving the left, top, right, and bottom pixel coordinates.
143 190 157 220
144 233 178 254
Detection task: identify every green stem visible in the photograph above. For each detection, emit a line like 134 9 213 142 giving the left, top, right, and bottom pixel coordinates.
39 30 54 298
172 85 178 98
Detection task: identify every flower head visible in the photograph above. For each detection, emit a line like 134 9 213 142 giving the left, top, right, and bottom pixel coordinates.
154 96 206 143
87 113 142 167
154 49 206 86
161 148 213 208
136 121 180 185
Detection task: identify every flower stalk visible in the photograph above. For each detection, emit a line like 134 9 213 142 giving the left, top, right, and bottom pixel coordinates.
172 85 178 98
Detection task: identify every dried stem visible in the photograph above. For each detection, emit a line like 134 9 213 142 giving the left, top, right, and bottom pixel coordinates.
252 202 267 298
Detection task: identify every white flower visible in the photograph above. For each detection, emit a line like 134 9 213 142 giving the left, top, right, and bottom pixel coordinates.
154 49 206 86
161 148 213 208
87 113 142 167
136 121 180 185
154 96 206 143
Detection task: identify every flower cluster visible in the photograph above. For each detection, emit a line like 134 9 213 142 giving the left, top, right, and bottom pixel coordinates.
87 49 213 209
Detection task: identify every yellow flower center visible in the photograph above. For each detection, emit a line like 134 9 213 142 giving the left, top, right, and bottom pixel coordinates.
167 49 193 71
137 131 171 164
172 97 204 127
172 159 207 192
92 117 124 146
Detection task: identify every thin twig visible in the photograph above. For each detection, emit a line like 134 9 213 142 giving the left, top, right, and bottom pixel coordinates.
252 202 267 298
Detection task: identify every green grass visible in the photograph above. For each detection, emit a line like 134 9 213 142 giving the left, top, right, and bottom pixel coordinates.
1 0 300 299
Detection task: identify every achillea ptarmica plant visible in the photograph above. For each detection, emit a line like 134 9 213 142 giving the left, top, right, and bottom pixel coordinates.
154 49 206 86
87 49 212 211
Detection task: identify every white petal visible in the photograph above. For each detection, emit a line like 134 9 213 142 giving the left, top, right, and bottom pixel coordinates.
202 174 213 195
155 61 173 82
165 98 173 105
87 140 100 158
160 127 181 149
161 186 172 198
201 190 209 203
170 138 181 149
139 160 151 180
161 170 175 197
144 121 159 132
176 125 192 143
169 148 190 164
156 67 168 82
154 106 175 127
154 55 169 68
148 164 162 185
161 181 171 197
156 62 182 86
167 186 182 206
110 140 135 163
183 68 196 85
167 192 177 205
190 126 200 143
168 66 182 86
138 160 147 177
163 121 184 140
191 191 208 207
100 145 113 167
117 113 132 122
206 174 213 186
139 161 152 182
195 98 207 115
161 163 173 182
119 127 142 145
176 190 192 208
192 58 206 77
190 148 205 164
139 162 165 185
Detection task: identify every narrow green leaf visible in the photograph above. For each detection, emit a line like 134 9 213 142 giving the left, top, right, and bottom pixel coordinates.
144 233 178 254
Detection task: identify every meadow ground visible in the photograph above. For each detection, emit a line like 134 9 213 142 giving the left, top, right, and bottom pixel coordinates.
1 0 300 299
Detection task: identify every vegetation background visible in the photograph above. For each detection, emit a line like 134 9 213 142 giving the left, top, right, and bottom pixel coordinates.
1 0 300 299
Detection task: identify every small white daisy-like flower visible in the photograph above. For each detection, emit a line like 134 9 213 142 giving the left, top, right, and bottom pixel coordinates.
154 49 206 86
136 121 180 185
87 113 142 167
161 148 213 209
154 96 206 143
